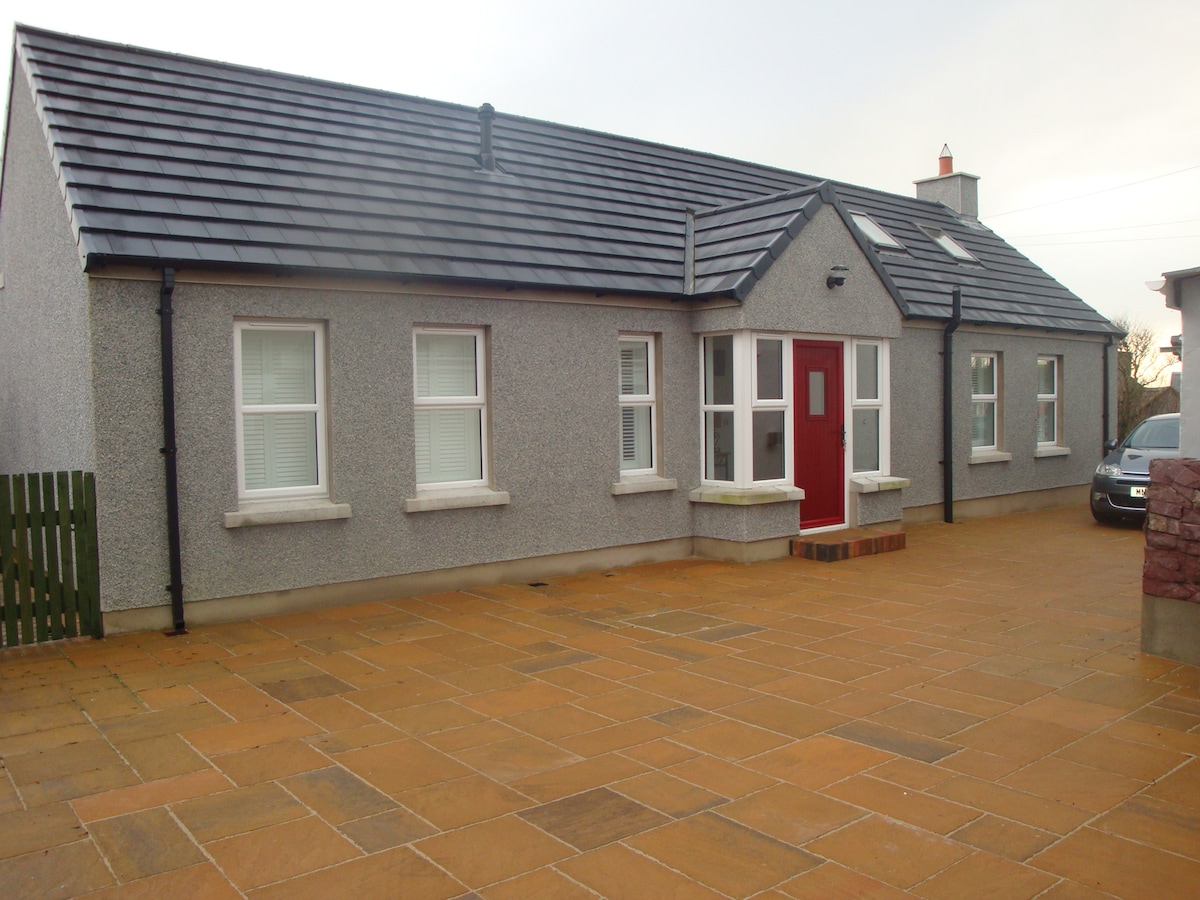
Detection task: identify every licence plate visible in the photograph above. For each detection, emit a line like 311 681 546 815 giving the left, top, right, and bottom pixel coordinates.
1130 486 1147 498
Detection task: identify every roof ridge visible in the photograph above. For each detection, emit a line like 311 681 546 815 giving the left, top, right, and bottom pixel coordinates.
15 23 479 116
17 25 984 216
694 184 829 217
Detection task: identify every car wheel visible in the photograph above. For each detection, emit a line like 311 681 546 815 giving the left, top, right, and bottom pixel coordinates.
1090 503 1117 525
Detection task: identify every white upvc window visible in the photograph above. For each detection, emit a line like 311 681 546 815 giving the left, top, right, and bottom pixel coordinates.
701 332 791 487
752 336 788 482
414 327 488 488
852 340 888 474
702 334 736 483
619 335 658 475
1037 356 1061 445
971 352 1000 451
234 320 328 501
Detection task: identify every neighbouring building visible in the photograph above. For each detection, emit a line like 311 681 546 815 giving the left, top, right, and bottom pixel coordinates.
1143 267 1200 666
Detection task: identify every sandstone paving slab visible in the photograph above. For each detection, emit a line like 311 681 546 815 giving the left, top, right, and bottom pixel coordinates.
87 807 207 882
0 506 1194 899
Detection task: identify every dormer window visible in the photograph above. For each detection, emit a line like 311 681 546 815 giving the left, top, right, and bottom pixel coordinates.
919 225 977 262
850 213 904 250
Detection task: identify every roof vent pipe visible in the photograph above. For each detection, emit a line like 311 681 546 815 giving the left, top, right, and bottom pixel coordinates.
478 103 496 170
683 209 696 295
938 144 953 176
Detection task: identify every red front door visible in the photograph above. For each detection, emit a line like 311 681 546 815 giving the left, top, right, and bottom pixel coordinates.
794 340 844 529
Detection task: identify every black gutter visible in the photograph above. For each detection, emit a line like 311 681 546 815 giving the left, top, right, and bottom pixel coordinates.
943 287 963 524
158 268 187 634
1102 334 1114 451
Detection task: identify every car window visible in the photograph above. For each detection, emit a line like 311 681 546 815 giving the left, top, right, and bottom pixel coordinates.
1125 418 1180 450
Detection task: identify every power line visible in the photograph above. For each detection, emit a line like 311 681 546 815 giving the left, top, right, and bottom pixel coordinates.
1017 233 1200 247
1008 217 1200 239
985 165 1200 219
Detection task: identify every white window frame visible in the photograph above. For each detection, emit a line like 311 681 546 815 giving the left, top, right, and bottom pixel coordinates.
971 352 1001 452
1037 355 1062 447
851 340 889 475
701 333 737 485
413 326 488 490
700 331 793 488
233 319 328 503
751 334 790 484
619 334 658 477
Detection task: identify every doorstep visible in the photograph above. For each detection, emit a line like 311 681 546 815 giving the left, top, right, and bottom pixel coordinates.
790 527 906 562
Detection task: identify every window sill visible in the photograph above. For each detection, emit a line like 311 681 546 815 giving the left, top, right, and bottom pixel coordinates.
968 450 1012 465
1034 445 1071 458
689 485 805 506
850 475 911 494
405 486 510 513
224 499 352 529
611 475 678 496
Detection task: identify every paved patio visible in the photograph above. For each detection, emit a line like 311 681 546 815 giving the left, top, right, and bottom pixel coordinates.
1 505 1198 899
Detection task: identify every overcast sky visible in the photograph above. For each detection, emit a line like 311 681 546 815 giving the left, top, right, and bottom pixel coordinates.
2 0 1196 348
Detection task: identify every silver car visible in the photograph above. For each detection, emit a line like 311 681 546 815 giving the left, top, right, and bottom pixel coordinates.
1090 413 1180 523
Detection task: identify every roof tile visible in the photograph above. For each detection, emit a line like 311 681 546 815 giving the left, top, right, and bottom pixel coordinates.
15 26 1117 333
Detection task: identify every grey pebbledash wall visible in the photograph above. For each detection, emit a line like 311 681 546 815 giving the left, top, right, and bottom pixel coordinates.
890 322 1110 512
83 209 908 615
0 63 96 474
87 275 706 611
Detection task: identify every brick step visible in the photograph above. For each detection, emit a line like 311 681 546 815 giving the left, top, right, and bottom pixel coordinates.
791 528 906 562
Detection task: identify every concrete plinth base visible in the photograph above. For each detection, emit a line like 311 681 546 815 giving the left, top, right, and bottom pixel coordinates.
1141 593 1200 667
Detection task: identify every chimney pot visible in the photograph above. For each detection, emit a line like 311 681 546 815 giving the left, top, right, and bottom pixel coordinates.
938 144 953 176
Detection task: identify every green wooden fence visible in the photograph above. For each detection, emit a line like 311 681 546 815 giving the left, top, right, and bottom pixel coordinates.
0 471 101 647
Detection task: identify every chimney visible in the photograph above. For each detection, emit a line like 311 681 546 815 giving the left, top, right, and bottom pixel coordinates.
915 144 980 218
477 103 496 171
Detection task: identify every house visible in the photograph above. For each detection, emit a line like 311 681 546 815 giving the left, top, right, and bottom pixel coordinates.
1157 268 1200 455
0 27 1121 633
1143 266 1200 666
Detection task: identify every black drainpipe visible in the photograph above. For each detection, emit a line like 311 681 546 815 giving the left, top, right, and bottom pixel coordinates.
1102 334 1114 451
158 268 186 634
942 286 963 524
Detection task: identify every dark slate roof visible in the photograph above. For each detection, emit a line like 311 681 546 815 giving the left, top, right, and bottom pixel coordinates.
7 25 1118 334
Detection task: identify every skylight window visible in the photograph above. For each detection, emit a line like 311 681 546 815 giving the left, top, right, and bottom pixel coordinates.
850 213 904 250
919 225 977 262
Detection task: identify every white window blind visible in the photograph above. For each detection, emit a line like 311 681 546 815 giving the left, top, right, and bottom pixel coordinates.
235 323 326 499
1037 357 1059 444
414 329 486 487
619 337 655 474
971 353 998 450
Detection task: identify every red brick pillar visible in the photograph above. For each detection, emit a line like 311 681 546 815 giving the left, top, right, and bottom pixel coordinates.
1142 458 1200 664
